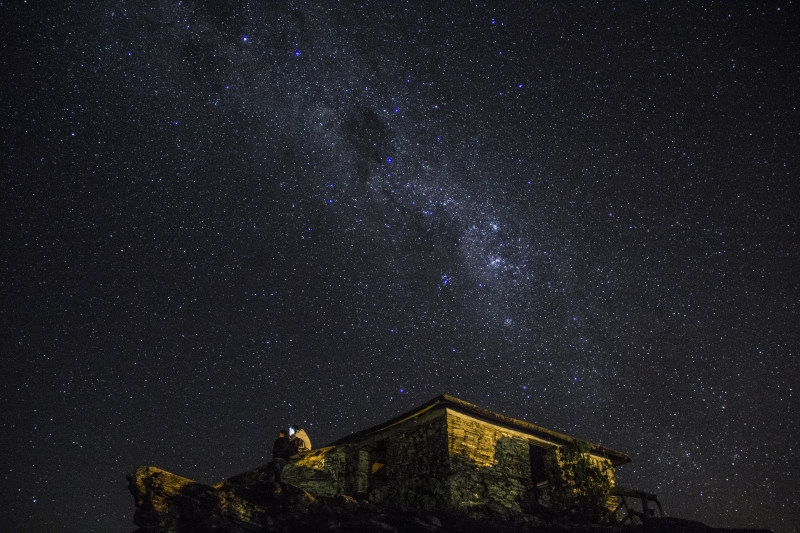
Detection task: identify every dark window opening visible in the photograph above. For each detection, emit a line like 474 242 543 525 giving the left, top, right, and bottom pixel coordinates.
529 444 547 484
370 440 388 488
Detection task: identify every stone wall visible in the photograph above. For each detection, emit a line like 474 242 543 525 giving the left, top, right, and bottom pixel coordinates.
445 409 545 514
282 446 346 497
284 406 617 517
443 409 619 516
282 444 371 498
283 408 451 509
376 407 451 509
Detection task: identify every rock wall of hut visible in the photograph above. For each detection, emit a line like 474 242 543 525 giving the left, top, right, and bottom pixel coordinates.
368 407 451 508
283 406 616 515
445 409 545 513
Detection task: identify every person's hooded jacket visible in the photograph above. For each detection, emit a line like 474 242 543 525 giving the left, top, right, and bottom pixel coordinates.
272 435 295 461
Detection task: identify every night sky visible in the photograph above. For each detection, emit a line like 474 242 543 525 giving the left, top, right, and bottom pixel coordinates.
2 1 798 531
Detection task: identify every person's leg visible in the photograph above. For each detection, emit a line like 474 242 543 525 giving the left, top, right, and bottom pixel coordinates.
273 458 287 483
267 460 280 482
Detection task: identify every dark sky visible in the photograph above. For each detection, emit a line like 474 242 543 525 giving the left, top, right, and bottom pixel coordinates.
2 1 798 531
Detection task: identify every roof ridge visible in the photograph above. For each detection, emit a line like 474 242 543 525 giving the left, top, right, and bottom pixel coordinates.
325 394 630 465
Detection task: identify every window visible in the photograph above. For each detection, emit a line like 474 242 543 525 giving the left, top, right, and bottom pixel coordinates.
529 444 547 484
369 440 388 488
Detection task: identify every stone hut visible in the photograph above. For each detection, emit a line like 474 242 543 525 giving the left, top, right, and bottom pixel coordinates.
281 394 630 514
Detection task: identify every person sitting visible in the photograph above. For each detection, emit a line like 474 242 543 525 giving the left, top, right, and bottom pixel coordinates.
288 425 311 452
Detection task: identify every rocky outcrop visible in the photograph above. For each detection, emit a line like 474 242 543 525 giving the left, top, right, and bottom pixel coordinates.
129 464 773 533
129 466 282 531
127 464 597 532
128 464 451 533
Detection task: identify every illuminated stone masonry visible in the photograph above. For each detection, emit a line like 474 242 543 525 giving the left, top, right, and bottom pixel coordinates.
282 394 630 514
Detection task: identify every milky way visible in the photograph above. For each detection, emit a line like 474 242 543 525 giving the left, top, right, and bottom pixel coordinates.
2 2 797 531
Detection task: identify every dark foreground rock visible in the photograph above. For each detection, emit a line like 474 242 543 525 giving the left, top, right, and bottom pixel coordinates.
128 465 538 532
128 465 772 533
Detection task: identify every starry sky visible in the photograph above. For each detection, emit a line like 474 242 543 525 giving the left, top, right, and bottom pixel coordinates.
2 1 798 531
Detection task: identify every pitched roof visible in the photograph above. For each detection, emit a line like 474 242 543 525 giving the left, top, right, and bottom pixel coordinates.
328 394 631 466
